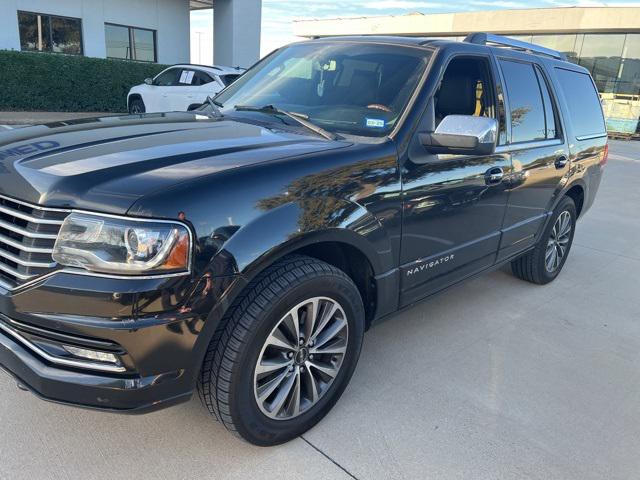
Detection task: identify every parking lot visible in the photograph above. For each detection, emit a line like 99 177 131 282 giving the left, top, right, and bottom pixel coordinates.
0 140 638 480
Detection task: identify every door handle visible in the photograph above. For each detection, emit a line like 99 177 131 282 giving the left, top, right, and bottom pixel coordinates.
485 167 504 185
555 154 569 169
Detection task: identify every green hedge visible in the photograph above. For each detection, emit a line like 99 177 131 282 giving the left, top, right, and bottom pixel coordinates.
0 50 168 112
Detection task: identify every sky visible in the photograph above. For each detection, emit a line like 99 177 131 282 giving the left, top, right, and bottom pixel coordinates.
190 0 640 64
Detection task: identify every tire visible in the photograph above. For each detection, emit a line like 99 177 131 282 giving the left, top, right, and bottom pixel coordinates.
129 97 145 114
511 196 577 285
197 255 365 446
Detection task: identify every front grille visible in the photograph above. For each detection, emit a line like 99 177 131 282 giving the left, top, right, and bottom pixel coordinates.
0 194 69 290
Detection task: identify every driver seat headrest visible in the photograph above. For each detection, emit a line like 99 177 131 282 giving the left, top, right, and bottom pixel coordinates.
436 70 477 117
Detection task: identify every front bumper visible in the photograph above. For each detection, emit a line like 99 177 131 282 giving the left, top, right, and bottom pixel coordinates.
0 268 237 413
0 321 191 413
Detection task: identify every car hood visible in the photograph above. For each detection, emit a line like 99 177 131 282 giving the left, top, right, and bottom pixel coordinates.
0 113 350 214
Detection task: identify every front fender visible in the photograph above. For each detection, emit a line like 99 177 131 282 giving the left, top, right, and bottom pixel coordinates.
182 197 395 385
209 197 394 282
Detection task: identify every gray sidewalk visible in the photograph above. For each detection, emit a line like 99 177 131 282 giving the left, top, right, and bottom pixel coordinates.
0 141 638 480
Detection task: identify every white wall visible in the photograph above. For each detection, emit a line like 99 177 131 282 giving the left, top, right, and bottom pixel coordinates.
213 0 260 68
0 0 190 64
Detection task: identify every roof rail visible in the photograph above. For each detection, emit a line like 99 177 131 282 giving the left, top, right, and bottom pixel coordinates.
464 33 567 61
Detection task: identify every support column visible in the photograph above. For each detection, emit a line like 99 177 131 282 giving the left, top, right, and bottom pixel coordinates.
213 0 261 68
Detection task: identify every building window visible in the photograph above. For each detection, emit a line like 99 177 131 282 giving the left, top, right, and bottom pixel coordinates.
577 34 627 94
105 23 156 62
18 11 83 55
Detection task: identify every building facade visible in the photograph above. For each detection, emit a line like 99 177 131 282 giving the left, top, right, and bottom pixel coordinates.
294 7 640 134
0 0 261 67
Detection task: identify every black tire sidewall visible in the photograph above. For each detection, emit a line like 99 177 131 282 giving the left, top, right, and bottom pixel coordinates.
537 197 577 283
230 273 364 446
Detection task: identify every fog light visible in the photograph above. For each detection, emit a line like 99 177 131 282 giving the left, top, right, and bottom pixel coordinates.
63 345 120 364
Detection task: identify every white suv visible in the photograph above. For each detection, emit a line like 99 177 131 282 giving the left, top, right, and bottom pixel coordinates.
127 64 245 114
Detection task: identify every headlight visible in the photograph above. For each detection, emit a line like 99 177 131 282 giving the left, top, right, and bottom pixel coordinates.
52 213 191 275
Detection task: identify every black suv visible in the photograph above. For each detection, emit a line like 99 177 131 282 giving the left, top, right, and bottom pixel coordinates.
0 34 607 445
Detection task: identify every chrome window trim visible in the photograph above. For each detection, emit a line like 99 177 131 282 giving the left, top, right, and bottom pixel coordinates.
0 316 126 373
576 133 608 141
495 139 564 154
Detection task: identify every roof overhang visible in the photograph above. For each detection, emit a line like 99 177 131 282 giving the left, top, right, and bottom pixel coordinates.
190 0 213 10
293 7 640 38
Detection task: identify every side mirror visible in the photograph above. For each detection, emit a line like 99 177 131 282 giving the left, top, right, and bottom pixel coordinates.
144 78 154 86
419 115 497 156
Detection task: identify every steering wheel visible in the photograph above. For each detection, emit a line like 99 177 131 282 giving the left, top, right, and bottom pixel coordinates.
367 104 392 113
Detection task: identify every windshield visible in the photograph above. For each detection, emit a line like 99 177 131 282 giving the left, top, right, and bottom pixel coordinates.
214 42 431 137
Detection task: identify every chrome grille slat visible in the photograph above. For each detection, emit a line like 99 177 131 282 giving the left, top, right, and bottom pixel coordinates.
0 218 58 239
0 277 12 291
0 194 66 289
0 262 32 280
0 232 53 253
0 204 64 225
0 249 56 268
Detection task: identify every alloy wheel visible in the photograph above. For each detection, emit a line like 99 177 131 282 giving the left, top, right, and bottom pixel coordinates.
253 296 349 420
545 210 572 272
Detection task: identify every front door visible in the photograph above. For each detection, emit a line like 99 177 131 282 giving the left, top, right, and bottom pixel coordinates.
399 54 512 306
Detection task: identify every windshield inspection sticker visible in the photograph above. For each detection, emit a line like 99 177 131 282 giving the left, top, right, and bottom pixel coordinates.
365 118 386 128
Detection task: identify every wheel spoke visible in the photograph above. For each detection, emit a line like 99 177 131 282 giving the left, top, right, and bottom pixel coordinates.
313 316 347 350
266 327 297 351
303 366 319 404
304 298 320 342
557 243 566 257
257 368 290 401
546 248 557 271
306 360 339 379
282 310 300 344
545 245 555 261
310 302 338 343
559 212 571 236
291 369 301 417
310 338 347 355
255 358 293 377
268 370 297 416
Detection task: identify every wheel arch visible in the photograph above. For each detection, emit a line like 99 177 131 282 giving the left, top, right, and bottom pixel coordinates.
127 93 143 110
564 182 585 218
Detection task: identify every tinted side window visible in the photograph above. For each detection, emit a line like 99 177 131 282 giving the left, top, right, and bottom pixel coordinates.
219 74 241 86
555 68 606 138
155 68 179 86
193 71 214 85
499 59 546 143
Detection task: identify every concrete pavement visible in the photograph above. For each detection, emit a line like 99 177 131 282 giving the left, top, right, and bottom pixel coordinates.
0 141 638 480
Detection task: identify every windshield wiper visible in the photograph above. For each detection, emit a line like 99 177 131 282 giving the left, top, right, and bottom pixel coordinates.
234 104 337 141
205 96 223 117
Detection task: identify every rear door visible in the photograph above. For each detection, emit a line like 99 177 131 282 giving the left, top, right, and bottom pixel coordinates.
495 57 570 261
